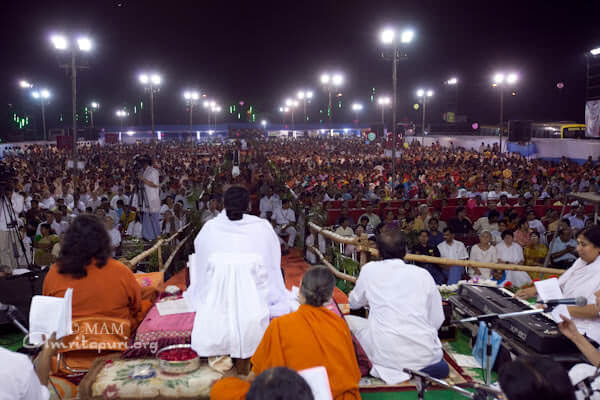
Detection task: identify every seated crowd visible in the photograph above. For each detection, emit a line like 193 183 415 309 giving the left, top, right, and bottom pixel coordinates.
1 138 600 400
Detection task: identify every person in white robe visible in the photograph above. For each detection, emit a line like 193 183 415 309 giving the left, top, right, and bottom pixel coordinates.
495 230 532 288
347 229 448 384
519 225 600 343
271 199 296 249
186 186 291 365
468 231 497 280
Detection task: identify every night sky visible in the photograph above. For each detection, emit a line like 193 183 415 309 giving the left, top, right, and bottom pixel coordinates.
2 0 600 131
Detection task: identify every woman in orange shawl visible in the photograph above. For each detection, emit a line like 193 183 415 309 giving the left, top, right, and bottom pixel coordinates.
211 267 361 400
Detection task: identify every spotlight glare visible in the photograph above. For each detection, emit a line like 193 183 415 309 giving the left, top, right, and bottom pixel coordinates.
40 89 51 99
400 29 414 43
380 28 395 44
493 73 504 84
77 36 92 51
150 74 161 85
416 89 425 97
506 73 518 84
320 73 330 84
51 34 68 50
139 74 149 84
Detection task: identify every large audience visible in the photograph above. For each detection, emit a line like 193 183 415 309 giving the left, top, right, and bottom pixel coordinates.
1 137 600 400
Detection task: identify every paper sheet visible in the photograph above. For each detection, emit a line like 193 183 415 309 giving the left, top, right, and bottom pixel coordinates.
156 298 192 316
534 278 570 323
452 354 482 369
298 366 333 400
29 288 73 345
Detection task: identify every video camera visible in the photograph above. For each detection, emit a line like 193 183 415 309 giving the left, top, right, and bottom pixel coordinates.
132 154 152 170
0 164 16 193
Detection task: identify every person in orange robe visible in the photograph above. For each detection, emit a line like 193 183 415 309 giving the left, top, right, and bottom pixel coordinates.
42 214 144 329
211 266 361 400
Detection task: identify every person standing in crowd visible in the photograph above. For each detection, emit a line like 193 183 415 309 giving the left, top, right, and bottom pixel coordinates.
0 181 24 269
348 228 448 384
138 156 161 241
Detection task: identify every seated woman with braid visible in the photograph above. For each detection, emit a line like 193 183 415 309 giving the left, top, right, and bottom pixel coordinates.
211 267 361 400
43 214 145 329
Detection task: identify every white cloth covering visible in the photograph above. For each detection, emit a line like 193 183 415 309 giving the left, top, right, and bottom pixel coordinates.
185 210 291 318
190 253 270 358
495 241 532 287
347 259 444 384
558 256 600 343
0 346 49 400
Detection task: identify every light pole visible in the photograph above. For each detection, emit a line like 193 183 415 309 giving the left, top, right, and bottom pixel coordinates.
51 34 93 172
279 106 290 124
320 72 343 125
380 27 414 192
203 100 217 132
183 90 200 133
212 105 221 132
32 89 51 140
139 72 162 138
377 96 391 125
261 119 267 137
416 89 434 145
89 101 99 129
297 90 313 122
351 102 363 124
115 109 128 132
492 72 518 155
446 77 458 114
285 98 299 131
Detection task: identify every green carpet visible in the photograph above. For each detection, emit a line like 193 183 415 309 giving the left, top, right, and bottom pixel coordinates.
0 325 25 351
362 390 470 399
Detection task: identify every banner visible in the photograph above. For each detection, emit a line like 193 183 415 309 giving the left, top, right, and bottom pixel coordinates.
585 100 600 138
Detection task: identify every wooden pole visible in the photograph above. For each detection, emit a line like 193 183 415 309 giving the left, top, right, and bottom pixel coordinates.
157 245 163 270
308 246 357 283
404 254 565 275
162 233 193 272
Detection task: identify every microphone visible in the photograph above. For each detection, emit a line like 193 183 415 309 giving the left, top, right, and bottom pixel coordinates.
536 297 588 307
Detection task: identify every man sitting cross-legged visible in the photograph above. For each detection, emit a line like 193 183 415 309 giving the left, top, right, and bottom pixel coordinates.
346 227 449 384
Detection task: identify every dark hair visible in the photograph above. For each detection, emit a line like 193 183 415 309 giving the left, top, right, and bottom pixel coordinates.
360 216 369 223
488 210 500 220
579 225 600 248
443 227 453 234
561 218 571 227
223 186 249 221
530 230 540 238
339 216 347 224
57 214 112 279
246 367 314 400
498 357 575 400
456 206 465 215
501 229 514 239
418 230 429 237
300 266 335 307
518 218 529 229
40 223 51 232
428 217 439 224
376 228 407 260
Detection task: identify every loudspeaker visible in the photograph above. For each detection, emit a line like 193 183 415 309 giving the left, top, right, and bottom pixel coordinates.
371 123 384 138
508 120 532 142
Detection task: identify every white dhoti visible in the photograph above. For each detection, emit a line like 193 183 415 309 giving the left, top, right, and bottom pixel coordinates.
190 253 270 359
275 225 296 248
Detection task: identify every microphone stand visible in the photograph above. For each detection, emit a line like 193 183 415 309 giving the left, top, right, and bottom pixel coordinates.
452 305 556 386
0 304 28 335
403 368 503 400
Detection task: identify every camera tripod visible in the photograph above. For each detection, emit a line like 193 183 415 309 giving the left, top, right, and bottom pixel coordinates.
0 191 32 268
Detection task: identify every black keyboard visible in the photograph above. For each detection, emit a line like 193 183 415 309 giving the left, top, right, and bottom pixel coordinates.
454 284 575 354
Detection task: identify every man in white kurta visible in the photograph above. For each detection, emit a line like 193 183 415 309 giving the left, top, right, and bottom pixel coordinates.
437 228 469 284
271 199 296 248
139 157 161 241
347 230 447 384
186 187 291 359
259 187 281 218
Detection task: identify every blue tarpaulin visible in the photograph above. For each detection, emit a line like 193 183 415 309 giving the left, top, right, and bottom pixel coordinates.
507 142 537 157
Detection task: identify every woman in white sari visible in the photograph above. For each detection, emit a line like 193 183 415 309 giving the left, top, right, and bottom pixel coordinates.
494 230 531 288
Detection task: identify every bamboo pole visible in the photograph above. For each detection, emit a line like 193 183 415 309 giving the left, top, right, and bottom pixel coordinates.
404 254 565 275
161 233 193 272
157 245 163 270
127 223 190 268
308 245 357 283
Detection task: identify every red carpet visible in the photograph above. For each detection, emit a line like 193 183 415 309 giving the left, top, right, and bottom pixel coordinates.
282 248 349 305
